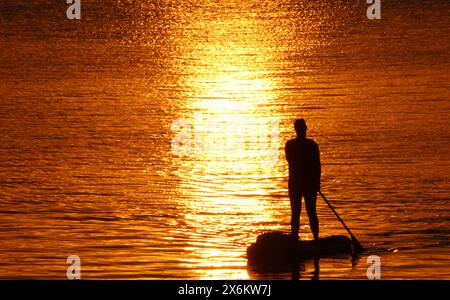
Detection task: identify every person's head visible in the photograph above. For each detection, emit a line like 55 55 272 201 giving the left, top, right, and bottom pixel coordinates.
294 118 307 139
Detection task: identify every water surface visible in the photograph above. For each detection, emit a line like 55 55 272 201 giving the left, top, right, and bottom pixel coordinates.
0 0 449 279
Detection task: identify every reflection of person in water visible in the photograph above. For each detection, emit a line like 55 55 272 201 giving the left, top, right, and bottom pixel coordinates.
291 258 320 281
285 119 321 241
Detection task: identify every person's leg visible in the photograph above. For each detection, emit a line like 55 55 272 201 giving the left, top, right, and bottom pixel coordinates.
305 190 319 240
289 183 302 240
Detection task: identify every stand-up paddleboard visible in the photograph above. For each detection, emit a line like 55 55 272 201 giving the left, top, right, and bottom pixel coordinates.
247 231 353 267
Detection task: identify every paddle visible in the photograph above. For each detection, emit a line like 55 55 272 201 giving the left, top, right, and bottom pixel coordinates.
319 191 364 253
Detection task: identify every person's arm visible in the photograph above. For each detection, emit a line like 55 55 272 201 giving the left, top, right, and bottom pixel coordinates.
314 143 321 190
285 141 291 163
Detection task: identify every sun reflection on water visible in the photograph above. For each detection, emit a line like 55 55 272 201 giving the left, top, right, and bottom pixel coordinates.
171 12 286 279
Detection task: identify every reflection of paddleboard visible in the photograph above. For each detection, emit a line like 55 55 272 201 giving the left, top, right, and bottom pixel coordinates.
247 231 352 267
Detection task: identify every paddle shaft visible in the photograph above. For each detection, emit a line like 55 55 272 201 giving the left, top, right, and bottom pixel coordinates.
319 191 359 243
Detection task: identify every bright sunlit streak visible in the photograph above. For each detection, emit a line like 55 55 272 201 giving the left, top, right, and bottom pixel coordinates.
173 16 285 279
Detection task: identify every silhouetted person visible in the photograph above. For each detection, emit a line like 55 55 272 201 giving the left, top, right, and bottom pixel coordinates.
285 119 321 241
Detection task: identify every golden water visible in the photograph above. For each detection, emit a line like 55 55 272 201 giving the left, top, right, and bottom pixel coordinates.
0 0 448 279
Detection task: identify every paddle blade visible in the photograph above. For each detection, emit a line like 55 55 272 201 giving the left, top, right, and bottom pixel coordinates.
351 235 364 253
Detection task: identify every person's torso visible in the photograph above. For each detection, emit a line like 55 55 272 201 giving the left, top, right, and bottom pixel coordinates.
286 138 317 179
